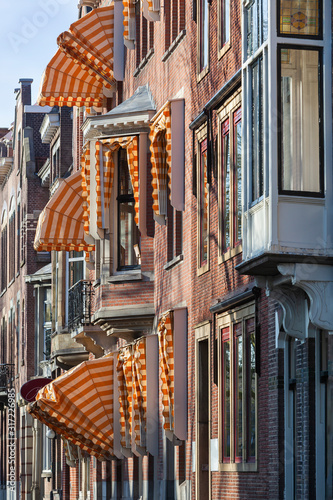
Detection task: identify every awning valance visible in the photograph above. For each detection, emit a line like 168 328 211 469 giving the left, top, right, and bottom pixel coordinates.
158 311 175 434
38 6 116 108
149 102 172 219
27 355 114 461
34 170 95 253
95 136 139 230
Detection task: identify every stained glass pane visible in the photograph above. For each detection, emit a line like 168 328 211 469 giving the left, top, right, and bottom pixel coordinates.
234 322 243 460
246 318 256 460
280 0 320 36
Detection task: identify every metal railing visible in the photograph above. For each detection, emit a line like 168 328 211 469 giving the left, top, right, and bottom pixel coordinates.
68 280 94 331
0 364 14 408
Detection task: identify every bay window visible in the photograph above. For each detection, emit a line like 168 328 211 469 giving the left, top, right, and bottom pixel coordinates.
251 57 264 202
278 0 321 37
218 303 257 471
278 47 323 196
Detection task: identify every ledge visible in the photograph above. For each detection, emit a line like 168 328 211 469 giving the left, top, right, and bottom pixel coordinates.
162 30 186 62
164 254 184 271
108 271 142 283
134 48 154 77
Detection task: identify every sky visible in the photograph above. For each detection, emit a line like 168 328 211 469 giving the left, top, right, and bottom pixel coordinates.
0 0 79 128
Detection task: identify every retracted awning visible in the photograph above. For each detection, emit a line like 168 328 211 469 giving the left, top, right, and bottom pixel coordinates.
38 6 116 108
34 170 95 253
27 355 114 461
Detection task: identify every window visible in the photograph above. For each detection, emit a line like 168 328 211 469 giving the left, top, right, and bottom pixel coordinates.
117 149 140 270
219 0 230 54
278 0 321 37
197 0 209 76
164 0 185 51
219 93 242 260
8 203 15 283
218 303 257 471
16 202 20 275
42 424 52 473
51 139 60 184
1 212 7 293
197 136 209 273
278 47 323 196
251 57 264 202
245 0 268 59
136 6 154 67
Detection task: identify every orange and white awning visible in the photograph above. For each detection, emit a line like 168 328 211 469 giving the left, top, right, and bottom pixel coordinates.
38 6 116 108
158 311 175 433
123 0 136 49
95 136 139 229
28 355 114 461
34 170 94 253
149 102 172 219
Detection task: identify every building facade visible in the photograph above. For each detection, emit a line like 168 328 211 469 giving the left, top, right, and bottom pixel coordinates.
0 0 332 499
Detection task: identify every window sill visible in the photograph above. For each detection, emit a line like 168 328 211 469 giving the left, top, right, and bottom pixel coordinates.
219 461 257 473
197 65 209 84
197 261 210 277
107 271 142 283
218 41 231 60
134 48 154 77
41 471 52 478
0 288 7 298
162 30 186 62
164 254 183 270
218 244 242 264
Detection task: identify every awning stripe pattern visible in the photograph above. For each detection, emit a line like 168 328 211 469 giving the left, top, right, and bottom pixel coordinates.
34 170 95 253
149 102 172 217
158 311 175 432
37 50 107 108
28 355 114 461
123 0 136 49
95 136 139 229
57 7 116 87
81 143 91 235
117 346 133 450
38 6 116 108
132 339 147 448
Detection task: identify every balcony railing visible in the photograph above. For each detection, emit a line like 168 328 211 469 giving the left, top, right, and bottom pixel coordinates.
0 364 14 408
68 280 94 332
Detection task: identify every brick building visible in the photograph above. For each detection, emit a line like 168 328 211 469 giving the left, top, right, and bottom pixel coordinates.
1 0 332 500
0 79 52 499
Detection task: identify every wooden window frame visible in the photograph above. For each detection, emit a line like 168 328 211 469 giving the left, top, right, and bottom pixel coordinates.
217 302 258 472
197 0 210 81
218 91 242 263
218 0 231 58
196 126 209 275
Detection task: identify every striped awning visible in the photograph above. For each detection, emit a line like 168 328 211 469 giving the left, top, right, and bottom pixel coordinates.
38 6 116 108
27 355 114 461
34 170 95 253
132 339 147 449
95 136 139 229
158 311 175 433
117 346 133 451
81 143 91 235
149 102 172 219
123 0 136 49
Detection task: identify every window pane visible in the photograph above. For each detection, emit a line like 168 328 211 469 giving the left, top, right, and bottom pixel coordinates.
69 259 84 287
234 109 242 245
252 58 263 201
280 48 320 193
200 0 209 70
222 328 230 461
200 140 208 265
221 0 230 47
119 150 133 196
279 0 320 36
119 201 140 267
222 120 230 251
246 318 256 460
234 322 243 461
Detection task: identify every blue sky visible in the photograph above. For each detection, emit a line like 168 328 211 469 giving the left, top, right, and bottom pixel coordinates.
0 0 79 128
